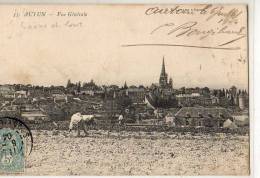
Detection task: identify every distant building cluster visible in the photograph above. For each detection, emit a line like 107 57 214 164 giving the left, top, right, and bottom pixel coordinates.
0 57 249 128
175 86 248 110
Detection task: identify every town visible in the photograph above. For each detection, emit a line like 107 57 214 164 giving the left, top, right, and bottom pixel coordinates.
0 57 249 131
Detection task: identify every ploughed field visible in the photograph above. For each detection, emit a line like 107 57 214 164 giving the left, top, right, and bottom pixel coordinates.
21 129 250 176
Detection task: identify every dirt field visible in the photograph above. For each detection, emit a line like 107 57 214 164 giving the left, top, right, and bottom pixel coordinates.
23 130 249 176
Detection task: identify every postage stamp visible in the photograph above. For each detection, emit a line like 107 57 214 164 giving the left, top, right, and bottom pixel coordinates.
0 128 25 173
0 117 33 174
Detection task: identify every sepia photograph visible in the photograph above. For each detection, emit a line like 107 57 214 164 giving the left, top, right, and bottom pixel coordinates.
0 3 250 176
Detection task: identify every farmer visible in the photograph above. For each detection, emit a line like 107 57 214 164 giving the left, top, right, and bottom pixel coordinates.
154 108 160 119
118 114 124 126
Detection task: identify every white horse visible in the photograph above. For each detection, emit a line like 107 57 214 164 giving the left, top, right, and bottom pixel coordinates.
69 112 95 136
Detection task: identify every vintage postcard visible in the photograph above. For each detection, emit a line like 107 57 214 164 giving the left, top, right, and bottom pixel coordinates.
0 4 249 176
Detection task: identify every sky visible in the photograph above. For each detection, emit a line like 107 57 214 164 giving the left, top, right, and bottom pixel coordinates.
0 4 248 89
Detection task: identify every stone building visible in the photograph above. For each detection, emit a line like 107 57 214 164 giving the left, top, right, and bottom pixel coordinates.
174 107 232 127
126 86 145 104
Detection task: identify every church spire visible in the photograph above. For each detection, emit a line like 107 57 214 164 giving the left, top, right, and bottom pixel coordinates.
159 56 168 87
161 56 166 76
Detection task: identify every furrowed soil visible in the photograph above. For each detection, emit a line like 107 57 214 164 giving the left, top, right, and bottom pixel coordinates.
23 130 249 176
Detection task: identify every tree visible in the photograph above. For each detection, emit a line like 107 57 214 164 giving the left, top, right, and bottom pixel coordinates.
116 95 132 109
213 90 218 96
222 88 225 97
138 85 145 89
230 86 237 96
77 81 81 93
66 79 72 88
202 87 210 94
180 87 186 94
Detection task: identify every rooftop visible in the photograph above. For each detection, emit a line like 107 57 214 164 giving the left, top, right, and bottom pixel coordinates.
175 107 232 118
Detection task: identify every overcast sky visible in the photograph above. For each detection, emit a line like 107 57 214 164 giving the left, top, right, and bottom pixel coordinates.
0 4 248 89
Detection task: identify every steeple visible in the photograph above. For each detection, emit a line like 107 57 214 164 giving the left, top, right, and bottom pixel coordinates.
159 56 168 88
161 56 166 76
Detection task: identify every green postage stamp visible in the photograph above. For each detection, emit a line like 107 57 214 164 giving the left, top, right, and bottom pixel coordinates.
0 128 25 173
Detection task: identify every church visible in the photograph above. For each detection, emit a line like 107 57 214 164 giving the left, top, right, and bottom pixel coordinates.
145 57 177 108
